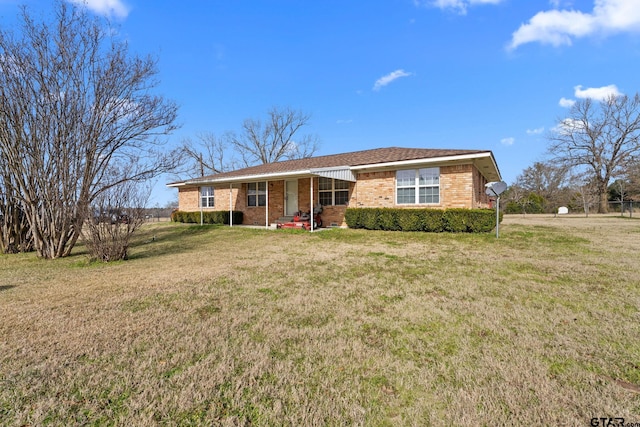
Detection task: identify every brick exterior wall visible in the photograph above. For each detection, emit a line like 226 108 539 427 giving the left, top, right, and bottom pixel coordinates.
178 187 200 211
176 162 490 226
440 164 473 208
352 171 395 208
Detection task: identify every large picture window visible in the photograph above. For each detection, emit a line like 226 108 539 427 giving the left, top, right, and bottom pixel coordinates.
200 186 214 208
396 168 439 204
318 177 350 206
247 182 266 207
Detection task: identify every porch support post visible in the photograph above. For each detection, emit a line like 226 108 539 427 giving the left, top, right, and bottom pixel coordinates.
200 187 203 226
229 183 233 227
265 180 269 229
310 177 314 232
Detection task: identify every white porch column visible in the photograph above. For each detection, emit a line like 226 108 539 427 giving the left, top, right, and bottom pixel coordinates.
310 177 314 232
265 180 269 229
229 183 233 227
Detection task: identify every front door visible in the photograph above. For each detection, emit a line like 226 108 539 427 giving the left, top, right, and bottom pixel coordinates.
285 180 298 215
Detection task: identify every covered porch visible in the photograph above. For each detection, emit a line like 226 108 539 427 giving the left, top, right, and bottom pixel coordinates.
215 167 356 231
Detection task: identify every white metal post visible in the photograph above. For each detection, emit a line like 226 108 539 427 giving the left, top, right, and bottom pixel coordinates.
229 184 233 227
496 196 500 238
265 180 269 229
310 177 314 232
200 187 203 226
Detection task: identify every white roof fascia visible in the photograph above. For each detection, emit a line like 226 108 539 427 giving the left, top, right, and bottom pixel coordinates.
351 152 494 171
485 153 502 181
166 182 187 188
188 169 313 185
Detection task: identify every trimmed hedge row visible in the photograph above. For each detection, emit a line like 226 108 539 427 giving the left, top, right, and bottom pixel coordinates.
171 210 243 225
344 208 501 233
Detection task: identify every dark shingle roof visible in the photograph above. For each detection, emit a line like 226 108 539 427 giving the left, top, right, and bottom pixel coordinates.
183 147 491 183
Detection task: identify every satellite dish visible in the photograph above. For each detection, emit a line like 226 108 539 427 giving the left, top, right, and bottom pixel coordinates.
485 181 507 197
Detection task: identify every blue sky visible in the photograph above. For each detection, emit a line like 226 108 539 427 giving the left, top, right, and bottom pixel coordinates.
2 0 640 206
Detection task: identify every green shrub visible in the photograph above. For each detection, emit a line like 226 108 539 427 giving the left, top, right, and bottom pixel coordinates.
344 208 498 233
171 210 243 225
361 209 380 230
378 209 400 231
396 209 423 231
505 193 545 214
344 209 363 229
422 209 445 232
467 209 500 232
442 209 468 232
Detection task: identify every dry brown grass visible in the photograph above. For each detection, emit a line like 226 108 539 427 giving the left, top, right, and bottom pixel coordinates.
1 215 639 425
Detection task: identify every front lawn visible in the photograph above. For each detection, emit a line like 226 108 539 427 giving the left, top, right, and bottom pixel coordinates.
1 216 639 425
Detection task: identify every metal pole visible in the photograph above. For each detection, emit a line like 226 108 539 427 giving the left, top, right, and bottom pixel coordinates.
265 180 269 229
229 184 233 227
496 195 500 238
200 187 203 226
310 177 314 232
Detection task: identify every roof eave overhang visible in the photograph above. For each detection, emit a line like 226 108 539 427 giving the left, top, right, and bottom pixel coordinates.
166 182 187 188
351 152 502 181
175 170 316 187
167 152 502 187
351 152 488 170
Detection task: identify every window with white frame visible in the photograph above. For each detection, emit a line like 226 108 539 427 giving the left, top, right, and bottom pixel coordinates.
247 182 266 207
396 168 439 204
200 186 214 208
318 177 350 206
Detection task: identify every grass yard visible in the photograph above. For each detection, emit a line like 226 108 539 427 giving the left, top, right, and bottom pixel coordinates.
1 215 639 426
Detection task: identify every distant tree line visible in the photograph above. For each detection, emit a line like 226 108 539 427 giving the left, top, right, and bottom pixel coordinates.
505 94 640 215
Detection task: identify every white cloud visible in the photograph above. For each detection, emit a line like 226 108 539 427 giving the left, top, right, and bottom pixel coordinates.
416 0 505 15
558 85 621 107
66 0 130 18
526 127 545 135
509 0 640 50
553 118 585 135
373 69 413 91
574 84 622 100
559 97 576 108
501 137 515 146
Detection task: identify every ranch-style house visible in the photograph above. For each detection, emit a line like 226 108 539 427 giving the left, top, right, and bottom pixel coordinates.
167 146 502 228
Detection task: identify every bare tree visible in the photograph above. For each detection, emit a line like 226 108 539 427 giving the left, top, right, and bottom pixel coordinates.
0 2 179 259
0 163 32 253
229 106 319 166
82 171 150 262
569 173 599 217
179 107 319 176
548 94 640 213
516 161 569 211
181 132 235 177
622 159 640 201
503 185 529 216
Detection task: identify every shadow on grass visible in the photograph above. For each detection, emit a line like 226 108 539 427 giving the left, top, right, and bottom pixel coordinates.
126 223 227 261
0 285 17 292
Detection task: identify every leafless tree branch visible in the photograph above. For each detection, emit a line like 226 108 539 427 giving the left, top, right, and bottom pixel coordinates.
548 94 640 213
0 1 179 258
